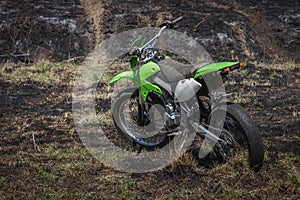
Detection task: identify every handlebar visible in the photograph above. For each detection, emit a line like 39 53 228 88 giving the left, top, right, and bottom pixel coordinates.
127 16 183 60
141 16 183 49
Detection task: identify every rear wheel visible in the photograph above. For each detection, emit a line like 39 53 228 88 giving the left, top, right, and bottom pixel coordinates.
206 103 264 172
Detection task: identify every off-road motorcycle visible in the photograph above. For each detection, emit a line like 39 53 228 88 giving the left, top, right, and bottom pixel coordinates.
109 17 264 172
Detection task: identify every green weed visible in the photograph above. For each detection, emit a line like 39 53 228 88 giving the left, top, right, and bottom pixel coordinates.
224 187 246 198
119 178 138 188
0 177 8 190
38 169 59 182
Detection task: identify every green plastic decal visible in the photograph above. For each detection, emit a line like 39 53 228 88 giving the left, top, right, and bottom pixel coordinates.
109 61 163 101
194 62 239 79
138 61 163 101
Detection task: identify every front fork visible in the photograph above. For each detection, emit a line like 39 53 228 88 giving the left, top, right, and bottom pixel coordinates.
137 90 145 126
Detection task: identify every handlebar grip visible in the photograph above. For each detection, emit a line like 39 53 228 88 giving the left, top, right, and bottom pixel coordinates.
172 16 183 24
159 16 184 28
129 48 136 56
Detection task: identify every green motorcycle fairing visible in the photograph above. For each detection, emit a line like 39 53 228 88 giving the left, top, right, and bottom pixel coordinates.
110 71 134 83
110 61 239 101
194 62 239 79
110 61 163 102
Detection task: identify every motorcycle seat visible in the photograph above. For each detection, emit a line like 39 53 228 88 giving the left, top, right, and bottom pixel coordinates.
159 59 210 82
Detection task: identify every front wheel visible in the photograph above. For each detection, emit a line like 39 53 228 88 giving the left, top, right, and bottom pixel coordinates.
112 88 168 148
209 103 264 172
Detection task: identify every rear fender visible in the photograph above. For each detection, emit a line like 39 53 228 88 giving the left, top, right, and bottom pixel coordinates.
194 62 239 79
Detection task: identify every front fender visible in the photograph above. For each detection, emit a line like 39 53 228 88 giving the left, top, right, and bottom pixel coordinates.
109 71 134 84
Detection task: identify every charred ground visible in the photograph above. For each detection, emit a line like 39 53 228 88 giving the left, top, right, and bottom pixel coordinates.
0 61 299 199
0 0 299 62
0 0 299 199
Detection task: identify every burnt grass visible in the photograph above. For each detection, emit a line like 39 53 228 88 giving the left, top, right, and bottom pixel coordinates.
0 0 299 198
0 62 299 199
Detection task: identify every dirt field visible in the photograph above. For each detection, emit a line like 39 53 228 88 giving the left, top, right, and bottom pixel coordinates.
0 61 299 199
